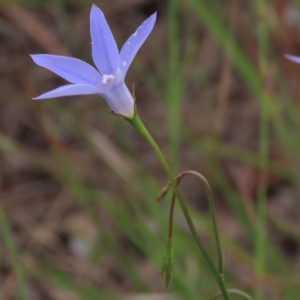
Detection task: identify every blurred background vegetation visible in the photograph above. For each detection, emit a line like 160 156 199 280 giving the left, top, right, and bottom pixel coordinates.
1 0 300 299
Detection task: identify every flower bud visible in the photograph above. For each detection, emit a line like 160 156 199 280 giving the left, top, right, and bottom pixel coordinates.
160 248 173 289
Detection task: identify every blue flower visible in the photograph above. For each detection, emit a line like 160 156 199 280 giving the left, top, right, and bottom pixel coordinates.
31 4 156 118
285 54 300 65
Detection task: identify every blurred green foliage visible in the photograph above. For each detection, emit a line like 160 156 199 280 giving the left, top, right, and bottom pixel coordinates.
1 0 300 299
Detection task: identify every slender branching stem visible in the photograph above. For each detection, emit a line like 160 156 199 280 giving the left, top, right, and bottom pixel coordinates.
129 114 231 300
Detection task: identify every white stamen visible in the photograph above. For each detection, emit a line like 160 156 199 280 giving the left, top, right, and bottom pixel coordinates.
123 61 126 66
102 74 114 84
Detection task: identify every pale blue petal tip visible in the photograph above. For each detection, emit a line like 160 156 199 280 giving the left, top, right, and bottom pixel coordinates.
119 11 157 75
90 3 119 74
32 84 103 100
285 54 300 64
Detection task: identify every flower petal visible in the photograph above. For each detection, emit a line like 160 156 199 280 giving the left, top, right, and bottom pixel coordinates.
31 54 102 85
285 54 300 64
120 12 156 76
90 5 120 75
103 81 135 117
33 84 103 99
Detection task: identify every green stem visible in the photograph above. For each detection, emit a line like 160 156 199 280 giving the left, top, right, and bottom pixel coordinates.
0 205 29 300
212 289 254 300
160 170 223 273
254 1 268 299
167 0 181 171
179 170 223 273
129 114 231 300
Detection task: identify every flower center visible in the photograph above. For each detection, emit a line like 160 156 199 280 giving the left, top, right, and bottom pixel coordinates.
102 74 114 84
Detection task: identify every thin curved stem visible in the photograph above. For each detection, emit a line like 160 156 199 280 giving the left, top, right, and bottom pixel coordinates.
170 170 223 273
157 170 223 273
129 114 231 300
211 289 254 300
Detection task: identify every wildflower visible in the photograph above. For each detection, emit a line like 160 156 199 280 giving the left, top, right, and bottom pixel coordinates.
31 4 156 118
285 54 300 64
